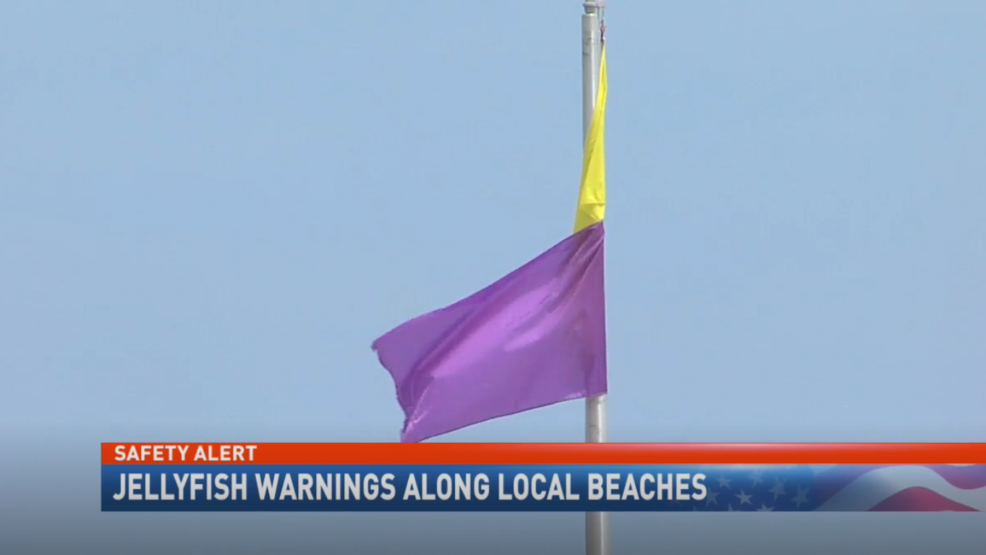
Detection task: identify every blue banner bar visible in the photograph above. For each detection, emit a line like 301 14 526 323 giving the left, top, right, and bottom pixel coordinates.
103 464 827 512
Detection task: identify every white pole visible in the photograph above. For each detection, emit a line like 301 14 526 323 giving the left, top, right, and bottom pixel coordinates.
582 3 609 555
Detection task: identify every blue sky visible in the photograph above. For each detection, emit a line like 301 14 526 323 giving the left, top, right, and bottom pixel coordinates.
1 1 984 552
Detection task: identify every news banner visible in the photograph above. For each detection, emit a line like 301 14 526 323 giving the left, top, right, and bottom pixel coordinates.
101 443 986 512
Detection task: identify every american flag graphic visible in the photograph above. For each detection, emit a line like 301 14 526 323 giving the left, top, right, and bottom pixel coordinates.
685 464 986 511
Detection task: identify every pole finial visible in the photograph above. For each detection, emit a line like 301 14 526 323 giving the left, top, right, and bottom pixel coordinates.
583 1 605 14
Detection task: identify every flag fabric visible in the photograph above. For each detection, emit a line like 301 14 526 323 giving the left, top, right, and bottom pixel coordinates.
372 48 610 443
574 47 607 233
686 465 986 511
372 222 606 443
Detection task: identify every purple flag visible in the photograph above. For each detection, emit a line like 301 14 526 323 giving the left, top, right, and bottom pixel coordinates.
372 222 607 443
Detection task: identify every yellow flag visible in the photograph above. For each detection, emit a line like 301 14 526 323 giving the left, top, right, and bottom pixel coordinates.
574 46 607 233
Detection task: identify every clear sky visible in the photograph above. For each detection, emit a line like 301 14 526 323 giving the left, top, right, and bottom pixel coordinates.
1 1 984 553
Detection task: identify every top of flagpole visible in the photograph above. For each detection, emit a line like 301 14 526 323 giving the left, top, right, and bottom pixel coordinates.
581 3 605 144
584 2 605 19
584 0 606 33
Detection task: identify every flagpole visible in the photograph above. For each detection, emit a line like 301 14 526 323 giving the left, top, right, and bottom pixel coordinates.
581 3 609 555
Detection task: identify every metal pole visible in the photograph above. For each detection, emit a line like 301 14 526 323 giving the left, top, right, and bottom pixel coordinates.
582 3 609 555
